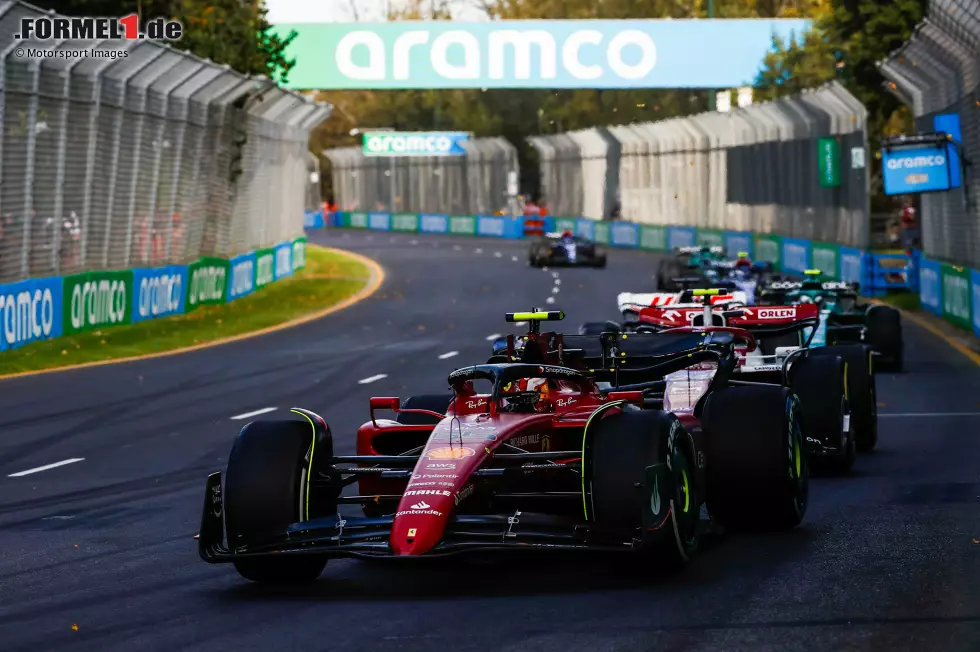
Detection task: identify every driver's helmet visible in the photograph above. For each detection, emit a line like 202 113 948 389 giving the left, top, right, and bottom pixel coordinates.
501 377 554 412
561 230 574 242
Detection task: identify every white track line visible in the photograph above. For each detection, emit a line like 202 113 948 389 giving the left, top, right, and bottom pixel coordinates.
514 322 527 327
453 245 461 251
486 333 502 341
475 248 483 254
546 296 556 304
494 251 502 258
511 255 518 262
410 239 418 245
438 351 459 360
551 286 560 294
358 374 388 385
9 458 85 478
230 407 277 420
878 412 980 418
554 278 561 286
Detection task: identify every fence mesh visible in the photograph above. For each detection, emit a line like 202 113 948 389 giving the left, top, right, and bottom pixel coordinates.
527 81 871 248
879 0 980 269
324 136 519 215
0 0 330 284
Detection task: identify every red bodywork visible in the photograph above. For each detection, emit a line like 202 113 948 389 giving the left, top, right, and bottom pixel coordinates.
638 302 819 329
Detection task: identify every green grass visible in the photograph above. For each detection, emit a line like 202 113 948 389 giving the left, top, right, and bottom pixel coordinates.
875 291 921 311
0 246 372 376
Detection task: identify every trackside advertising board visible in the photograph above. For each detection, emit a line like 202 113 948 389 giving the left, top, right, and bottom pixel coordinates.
882 143 952 195
0 237 306 355
272 19 811 90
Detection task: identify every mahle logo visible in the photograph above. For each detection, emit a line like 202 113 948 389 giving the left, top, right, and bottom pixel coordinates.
1 287 55 347
71 279 127 330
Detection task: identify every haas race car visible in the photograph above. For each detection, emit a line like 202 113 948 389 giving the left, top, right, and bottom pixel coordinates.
529 231 607 268
759 270 904 372
584 289 877 472
199 310 808 584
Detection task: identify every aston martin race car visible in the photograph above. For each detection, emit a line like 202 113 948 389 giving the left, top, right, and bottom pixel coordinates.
581 290 875 471
528 231 606 268
199 310 808 584
759 270 904 372
656 247 773 294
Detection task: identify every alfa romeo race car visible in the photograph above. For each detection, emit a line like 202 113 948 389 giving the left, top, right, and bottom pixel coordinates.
616 288 749 322
528 231 607 268
199 310 808 584
759 270 904 372
583 290 875 471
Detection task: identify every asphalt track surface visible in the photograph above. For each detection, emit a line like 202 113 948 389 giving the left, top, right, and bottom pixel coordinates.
2 229 980 652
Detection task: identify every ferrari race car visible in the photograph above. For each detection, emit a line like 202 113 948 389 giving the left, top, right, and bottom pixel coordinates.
759 270 904 372
528 231 606 268
583 290 876 472
199 310 808 583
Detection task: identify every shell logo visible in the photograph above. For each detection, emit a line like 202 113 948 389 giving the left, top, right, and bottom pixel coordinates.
426 446 476 460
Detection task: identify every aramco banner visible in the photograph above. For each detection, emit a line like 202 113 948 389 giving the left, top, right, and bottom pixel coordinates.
272 19 811 90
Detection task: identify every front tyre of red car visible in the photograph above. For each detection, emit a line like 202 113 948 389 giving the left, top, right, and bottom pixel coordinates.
702 385 808 531
224 418 333 583
585 409 701 569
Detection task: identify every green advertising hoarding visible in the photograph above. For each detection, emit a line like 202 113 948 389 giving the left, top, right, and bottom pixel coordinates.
449 215 476 235
941 263 972 330
593 222 610 245
696 228 725 248
347 212 369 228
63 269 134 336
187 257 230 310
292 237 307 272
754 234 782 269
554 218 578 234
639 225 667 251
254 248 276 290
810 242 840 279
818 137 841 188
391 213 419 232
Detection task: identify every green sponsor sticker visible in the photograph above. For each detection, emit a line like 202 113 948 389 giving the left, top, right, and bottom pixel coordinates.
62 269 133 335
186 256 229 310
450 215 476 235
391 213 419 232
640 225 667 251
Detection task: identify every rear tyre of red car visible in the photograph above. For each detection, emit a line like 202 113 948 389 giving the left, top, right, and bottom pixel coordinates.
867 305 903 372
586 409 700 568
701 385 808 531
789 353 855 474
225 419 332 583
808 345 877 452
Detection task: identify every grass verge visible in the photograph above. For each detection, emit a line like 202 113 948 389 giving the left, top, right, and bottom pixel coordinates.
0 246 373 376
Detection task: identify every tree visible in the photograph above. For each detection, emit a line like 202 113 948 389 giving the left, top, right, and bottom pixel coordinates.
36 0 296 83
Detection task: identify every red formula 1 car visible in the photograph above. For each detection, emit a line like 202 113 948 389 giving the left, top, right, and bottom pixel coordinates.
616 290 876 472
198 310 808 584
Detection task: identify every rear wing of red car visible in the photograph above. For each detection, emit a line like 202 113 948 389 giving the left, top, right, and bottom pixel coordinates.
638 302 819 331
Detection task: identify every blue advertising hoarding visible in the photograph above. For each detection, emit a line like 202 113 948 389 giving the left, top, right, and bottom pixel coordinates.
227 252 257 301
0 276 64 351
780 237 811 276
274 19 811 90
667 226 696 250
972 268 980 338
918 256 943 316
273 242 294 280
882 143 952 195
934 114 962 189
723 231 753 258
132 265 188 323
419 213 450 233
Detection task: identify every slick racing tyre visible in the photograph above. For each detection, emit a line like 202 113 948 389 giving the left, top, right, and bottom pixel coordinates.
225 419 333 583
808 345 877 452
867 305 904 372
789 353 855 474
701 385 808 531
586 409 700 568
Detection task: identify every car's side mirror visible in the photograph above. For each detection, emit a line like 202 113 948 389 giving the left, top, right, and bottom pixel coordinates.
369 397 400 426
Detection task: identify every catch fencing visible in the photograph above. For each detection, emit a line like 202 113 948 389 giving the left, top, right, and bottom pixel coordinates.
527 81 871 249
0 0 330 286
324 136 518 216
879 0 980 270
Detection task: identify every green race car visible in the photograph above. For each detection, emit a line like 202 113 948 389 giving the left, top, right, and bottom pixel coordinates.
758 269 904 372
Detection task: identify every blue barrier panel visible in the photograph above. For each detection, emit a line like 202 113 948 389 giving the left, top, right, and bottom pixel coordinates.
0 276 64 351
666 226 695 250
576 218 596 241
839 247 864 285
227 252 256 302
273 242 294 280
476 215 507 237
504 216 525 239
303 210 325 229
780 237 811 275
609 222 639 248
866 254 913 296
328 212 343 227
723 231 753 258
918 255 943 316
419 213 449 234
542 216 557 233
132 264 188 322
368 212 391 230
972 268 980 338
